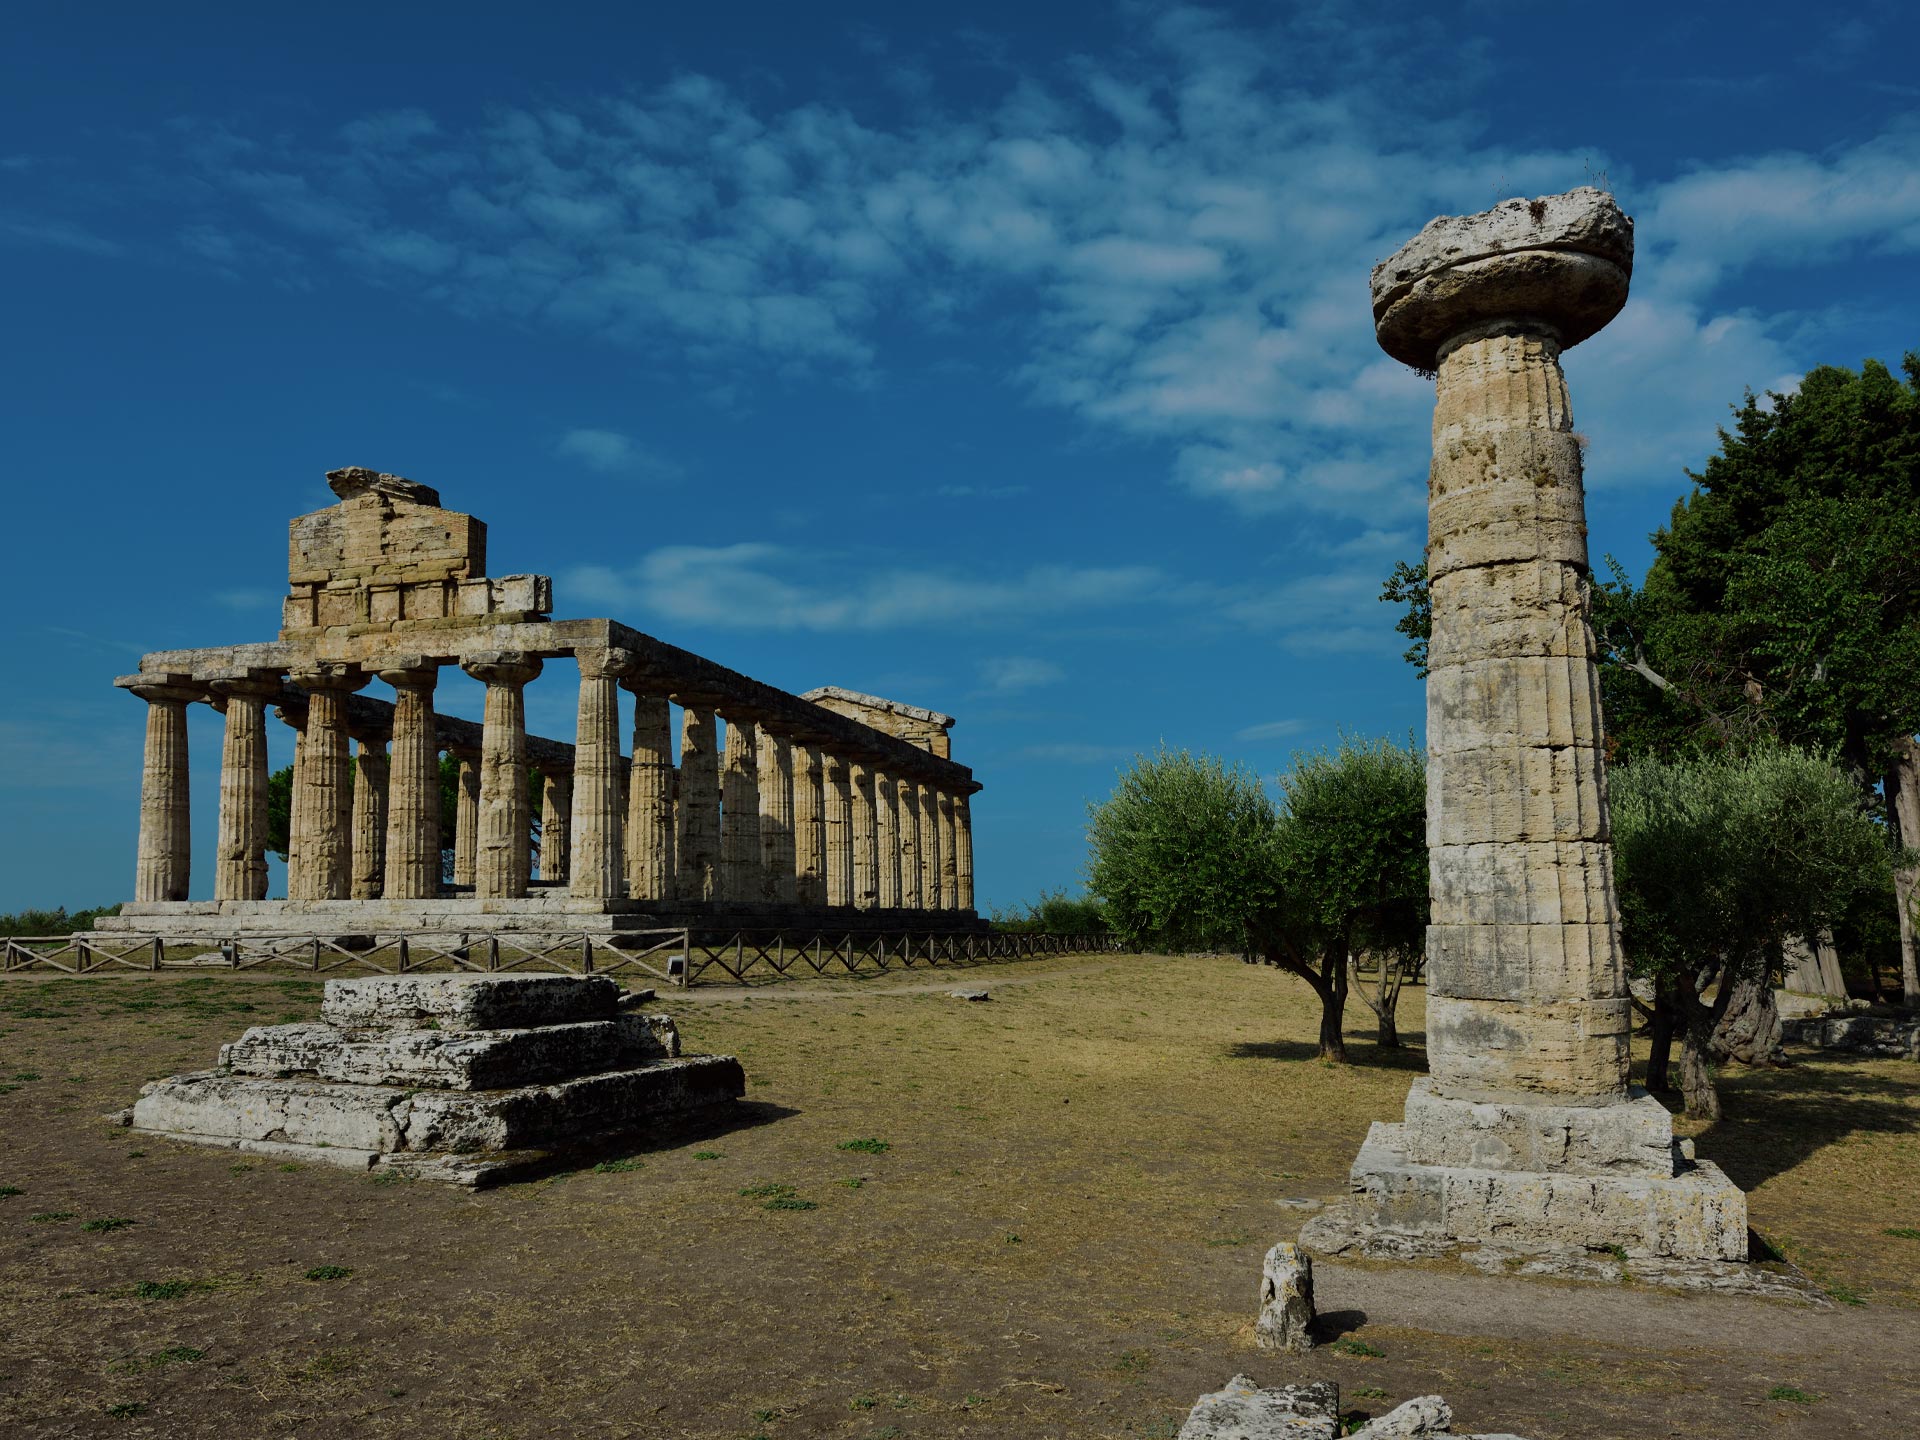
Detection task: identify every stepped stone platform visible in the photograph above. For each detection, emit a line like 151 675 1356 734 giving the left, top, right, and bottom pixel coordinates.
129 974 744 1186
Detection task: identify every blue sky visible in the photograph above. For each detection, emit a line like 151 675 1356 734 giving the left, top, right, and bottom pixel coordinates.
4 1 1919 914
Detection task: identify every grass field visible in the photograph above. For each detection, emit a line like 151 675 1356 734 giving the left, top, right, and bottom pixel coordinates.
1 955 1916 1438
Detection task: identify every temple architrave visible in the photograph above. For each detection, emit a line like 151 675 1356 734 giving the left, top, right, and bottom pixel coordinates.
95 467 982 938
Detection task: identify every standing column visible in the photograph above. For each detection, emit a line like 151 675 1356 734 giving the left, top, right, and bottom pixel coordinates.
568 647 630 901
278 705 308 891
379 662 441 899
849 761 878 911
917 782 942 911
462 651 543 900
955 791 976 913
718 713 763 904
757 729 797 905
937 790 959 910
896 773 921 910
125 676 200 903
624 685 676 902
675 704 721 901
792 743 826 907
288 664 367 900
350 727 391 900
539 767 573 884
823 754 853 908
873 770 901 910
208 674 279 902
450 746 480 888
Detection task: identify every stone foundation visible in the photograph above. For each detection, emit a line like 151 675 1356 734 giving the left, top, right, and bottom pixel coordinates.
129 974 744 1185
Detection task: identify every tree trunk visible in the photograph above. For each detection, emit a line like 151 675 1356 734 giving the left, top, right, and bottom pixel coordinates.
1674 972 1721 1121
1886 739 1920 1009
1711 967 1785 1065
1318 937 1350 1064
1375 1010 1399 1048
1646 984 1677 1092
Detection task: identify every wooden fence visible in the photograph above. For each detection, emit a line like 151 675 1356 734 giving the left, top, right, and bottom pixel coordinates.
0 929 1122 987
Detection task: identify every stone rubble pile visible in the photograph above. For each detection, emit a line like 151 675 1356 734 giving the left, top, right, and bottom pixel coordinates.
1178 1377 1529 1440
130 974 743 1185
1781 1012 1920 1060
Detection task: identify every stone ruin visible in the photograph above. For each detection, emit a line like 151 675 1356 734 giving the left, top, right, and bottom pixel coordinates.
96 466 982 940
1301 189 1750 1270
129 973 742 1185
1178 1376 1529 1440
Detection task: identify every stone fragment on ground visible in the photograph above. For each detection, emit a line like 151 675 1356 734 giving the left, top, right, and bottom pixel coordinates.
1177 1375 1338 1439
1348 1395 1451 1438
949 989 991 1001
1255 1242 1315 1352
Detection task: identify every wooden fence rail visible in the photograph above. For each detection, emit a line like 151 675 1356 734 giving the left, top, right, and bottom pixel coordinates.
1 930 1122 986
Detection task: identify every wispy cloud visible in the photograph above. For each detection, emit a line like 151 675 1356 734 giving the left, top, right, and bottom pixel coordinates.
1234 718 1309 743
980 656 1065 692
554 427 683 480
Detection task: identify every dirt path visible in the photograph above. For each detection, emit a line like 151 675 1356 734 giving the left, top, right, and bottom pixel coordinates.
668 958 1119 1003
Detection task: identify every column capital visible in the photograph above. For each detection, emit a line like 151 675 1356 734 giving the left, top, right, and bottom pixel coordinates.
119 672 202 705
573 646 636 681
290 662 370 693
205 670 284 703
463 651 543 686
375 656 440 689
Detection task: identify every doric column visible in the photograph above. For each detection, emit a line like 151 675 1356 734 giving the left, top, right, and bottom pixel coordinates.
917 782 942 911
208 673 279 902
568 647 630 901
288 664 368 901
937 789 959 910
792 744 826 907
896 772 921 910
823 754 853 908
624 684 676 902
1372 188 1633 1106
757 729 797 904
719 714 763 904
127 676 200 902
850 761 878 911
462 651 542 900
450 745 480 888
349 729 390 900
873 771 901 910
539 767 573 884
955 791 976 912
675 704 721 901
378 661 441 900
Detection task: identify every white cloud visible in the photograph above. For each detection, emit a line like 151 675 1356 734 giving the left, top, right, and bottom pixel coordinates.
554 427 682 480
980 656 1065 692
1234 718 1309 743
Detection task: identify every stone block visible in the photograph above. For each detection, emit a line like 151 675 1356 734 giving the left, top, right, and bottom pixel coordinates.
1427 562 1592 667
1255 1241 1315 1352
319 974 620 1031
1425 919 1623 1004
1424 994 1630 1102
1428 840 1616 929
1427 746 1608 845
1348 1397 1451 1440
1178 1375 1339 1440
134 1070 408 1152
1426 657 1604 753
1397 1078 1674 1176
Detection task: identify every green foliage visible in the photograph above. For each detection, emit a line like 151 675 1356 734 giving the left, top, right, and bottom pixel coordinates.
1330 1337 1384 1357
82 1217 135 1233
989 888 1109 934
1378 559 1431 675
303 1265 353 1281
0 905 122 937
592 1157 645 1173
836 1138 890 1154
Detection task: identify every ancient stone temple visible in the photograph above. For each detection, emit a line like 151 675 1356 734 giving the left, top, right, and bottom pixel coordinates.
97 467 982 938
1304 190 1748 1265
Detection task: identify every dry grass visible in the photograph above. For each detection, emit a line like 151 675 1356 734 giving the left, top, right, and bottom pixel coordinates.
0 956 1915 1438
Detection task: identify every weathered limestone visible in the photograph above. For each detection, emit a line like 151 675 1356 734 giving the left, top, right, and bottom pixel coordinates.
450 744 480 889
823 754 853 908
758 728 798 904
791 744 826 907
873 771 902 910
850 761 878 910
718 715 763 903
288 665 368 900
937 790 959 910
463 653 542 900
538 766 572 884
349 733 390 900
208 674 278 902
378 663 441 899
132 974 743 1186
625 686 675 902
1177 1377 1339 1440
675 705 720 902
917 783 942 911
569 648 630 901
897 776 922 909
127 676 199 903
954 792 975 912
1255 1241 1315 1352
1307 190 1747 1270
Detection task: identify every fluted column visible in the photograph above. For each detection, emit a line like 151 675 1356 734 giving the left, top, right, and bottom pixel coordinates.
758 729 797 905
918 782 942 911
850 761 878 911
897 773 921 910
823 754 853 908
955 791 975 912
539 768 572 884
568 647 630 901
450 745 480 888
719 714 763 904
350 730 390 900
873 770 901 909
938 789 959 910
675 704 721 901
792 744 826 907
624 685 676 902
378 662 441 899
129 677 199 902
288 665 367 900
463 651 542 900
209 675 278 901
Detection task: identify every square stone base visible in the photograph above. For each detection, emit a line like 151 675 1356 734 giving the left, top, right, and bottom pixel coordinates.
1306 1119 1747 1262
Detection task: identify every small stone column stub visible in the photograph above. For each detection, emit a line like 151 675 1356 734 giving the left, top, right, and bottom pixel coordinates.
675 703 722 902
718 713 763 904
461 651 543 900
207 673 281 902
349 722 391 901
287 663 369 901
873 770 901 909
954 791 976 912
377 661 441 900
791 743 826 907
937 789 959 910
1372 187 1634 1107
896 774 922 910
849 760 878 910
757 729 797 905
539 767 573 885
917 782 942 912
823 754 853 908
127 675 201 903
623 681 676 902
568 647 631 901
